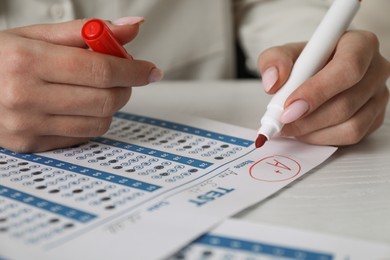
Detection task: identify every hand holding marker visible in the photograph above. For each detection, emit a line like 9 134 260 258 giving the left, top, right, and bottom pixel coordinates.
255 0 361 148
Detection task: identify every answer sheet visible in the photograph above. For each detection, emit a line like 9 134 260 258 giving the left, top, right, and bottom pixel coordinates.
171 218 390 259
0 111 336 259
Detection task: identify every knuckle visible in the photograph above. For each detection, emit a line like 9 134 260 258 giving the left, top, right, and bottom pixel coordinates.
343 120 365 145
92 117 112 136
339 32 380 86
1 82 30 109
0 45 34 110
90 57 113 87
259 45 293 62
4 44 33 75
100 91 118 117
259 46 278 60
282 122 307 137
11 136 38 153
361 31 380 50
310 85 330 107
343 57 365 84
4 116 31 134
99 88 131 117
332 98 354 121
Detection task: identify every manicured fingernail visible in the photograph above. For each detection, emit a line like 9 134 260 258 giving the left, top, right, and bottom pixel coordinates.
113 16 144 25
262 66 278 92
281 100 309 124
148 68 164 83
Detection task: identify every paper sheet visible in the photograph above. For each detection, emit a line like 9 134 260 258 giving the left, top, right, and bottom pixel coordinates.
171 218 390 260
0 111 336 259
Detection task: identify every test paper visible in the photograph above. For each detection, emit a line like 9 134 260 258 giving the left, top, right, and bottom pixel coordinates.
0 111 336 259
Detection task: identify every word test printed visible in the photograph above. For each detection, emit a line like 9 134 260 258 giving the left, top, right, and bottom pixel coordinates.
0 112 336 259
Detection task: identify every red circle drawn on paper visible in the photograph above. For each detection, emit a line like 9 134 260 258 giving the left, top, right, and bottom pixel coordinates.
249 155 301 182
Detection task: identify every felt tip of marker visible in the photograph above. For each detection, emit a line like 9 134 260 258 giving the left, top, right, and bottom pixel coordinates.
255 134 268 148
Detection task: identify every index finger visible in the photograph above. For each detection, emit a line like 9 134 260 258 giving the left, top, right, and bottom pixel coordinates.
285 30 378 111
8 18 142 48
36 42 158 87
258 42 305 94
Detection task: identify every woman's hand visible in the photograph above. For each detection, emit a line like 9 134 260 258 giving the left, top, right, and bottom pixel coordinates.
259 30 390 146
0 18 163 153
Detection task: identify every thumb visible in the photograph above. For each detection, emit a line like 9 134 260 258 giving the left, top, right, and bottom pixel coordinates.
107 16 144 45
7 17 143 48
258 42 305 94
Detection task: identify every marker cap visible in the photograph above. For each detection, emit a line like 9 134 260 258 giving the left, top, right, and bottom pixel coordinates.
82 19 131 59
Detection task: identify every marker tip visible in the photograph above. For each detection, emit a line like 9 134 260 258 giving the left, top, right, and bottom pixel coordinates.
255 134 268 148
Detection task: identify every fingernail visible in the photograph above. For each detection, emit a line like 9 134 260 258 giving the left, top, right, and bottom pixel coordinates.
281 100 309 124
262 66 278 92
148 68 164 83
113 16 144 25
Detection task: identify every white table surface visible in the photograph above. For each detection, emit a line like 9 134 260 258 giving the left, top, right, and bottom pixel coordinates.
124 80 390 246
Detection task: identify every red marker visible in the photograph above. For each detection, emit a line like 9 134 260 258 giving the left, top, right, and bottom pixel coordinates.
81 18 131 59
